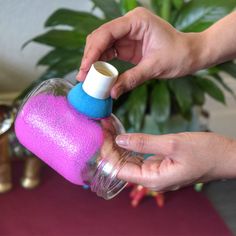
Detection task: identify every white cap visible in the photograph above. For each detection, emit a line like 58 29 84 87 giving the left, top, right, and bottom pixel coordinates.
82 61 119 99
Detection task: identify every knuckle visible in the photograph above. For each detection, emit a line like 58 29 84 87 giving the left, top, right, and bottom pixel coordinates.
178 132 193 142
125 7 146 19
86 33 92 42
133 7 147 15
127 73 137 90
166 135 180 154
98 22 110 33
153 60 167 78
86 33 92 41
100 22 109 30
154 63 165 78
89 27 101 38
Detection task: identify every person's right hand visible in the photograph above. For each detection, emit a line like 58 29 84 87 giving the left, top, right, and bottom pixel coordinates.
77 7 204 99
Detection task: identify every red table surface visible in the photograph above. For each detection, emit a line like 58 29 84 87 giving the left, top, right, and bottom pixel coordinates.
0 162 233 236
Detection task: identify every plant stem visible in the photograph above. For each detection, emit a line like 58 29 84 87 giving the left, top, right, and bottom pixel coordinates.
161 0 171 22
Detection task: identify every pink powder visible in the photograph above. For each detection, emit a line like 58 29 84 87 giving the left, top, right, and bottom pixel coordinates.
15 94 104 185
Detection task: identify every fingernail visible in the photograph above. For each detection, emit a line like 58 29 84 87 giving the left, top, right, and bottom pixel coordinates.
115 135 129 146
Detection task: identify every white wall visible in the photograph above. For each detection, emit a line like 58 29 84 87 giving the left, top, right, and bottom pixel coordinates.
0 0 94 94
204 75 236 138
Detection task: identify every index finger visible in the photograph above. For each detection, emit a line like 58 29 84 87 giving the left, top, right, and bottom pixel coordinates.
77 16 131 81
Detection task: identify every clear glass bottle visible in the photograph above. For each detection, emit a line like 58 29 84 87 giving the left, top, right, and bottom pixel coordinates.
15 62 142 200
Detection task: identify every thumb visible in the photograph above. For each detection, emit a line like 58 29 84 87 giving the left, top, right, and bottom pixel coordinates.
111 60 152 99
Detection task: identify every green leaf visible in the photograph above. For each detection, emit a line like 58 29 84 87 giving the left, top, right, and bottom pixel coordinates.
45 9 105 34
174 0 236 32
196 78 225 104
191 81 205 105
109 59 133 74
212 74 236 99
120 0 138 14
151 82 170 123
16 80 43 101
17 53 81 101
161 0 171 21
114 93 131 129
218 61 236 78
142 115 160 134
91 0 122 19
172 0 183 10
23 30 86 49
168 77 193 115
37 48 82 66
38 54 82 83
151 0 162 15
126 85 147 131
16 73 58 101
50 54 82 73
195 67 220 77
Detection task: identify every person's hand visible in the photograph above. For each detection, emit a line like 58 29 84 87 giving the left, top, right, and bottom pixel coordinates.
77 7 204 99
115 132 236 191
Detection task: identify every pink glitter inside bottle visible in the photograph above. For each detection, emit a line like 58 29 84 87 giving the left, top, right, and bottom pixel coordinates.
15 93 103 185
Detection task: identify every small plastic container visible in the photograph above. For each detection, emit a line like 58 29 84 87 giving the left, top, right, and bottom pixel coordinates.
15 62 142 199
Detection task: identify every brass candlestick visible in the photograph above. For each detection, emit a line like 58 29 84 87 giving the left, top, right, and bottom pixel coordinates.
0 134 12 193
21 156 42 189
0 104 43 192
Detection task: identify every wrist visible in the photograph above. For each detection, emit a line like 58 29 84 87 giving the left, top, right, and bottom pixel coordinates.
184 31 211 74
212 136 236 180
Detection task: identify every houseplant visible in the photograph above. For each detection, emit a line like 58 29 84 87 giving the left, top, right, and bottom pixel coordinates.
21 0 236 134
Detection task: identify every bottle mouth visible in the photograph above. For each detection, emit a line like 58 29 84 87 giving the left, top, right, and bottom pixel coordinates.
90 156 128 200
90 154 143 200
82 61 118 99
93 61 118 78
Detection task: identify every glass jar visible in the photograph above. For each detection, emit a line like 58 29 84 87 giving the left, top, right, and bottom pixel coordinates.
15 78 142 199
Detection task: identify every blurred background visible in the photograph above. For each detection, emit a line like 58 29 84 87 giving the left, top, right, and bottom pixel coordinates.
1 0 236 236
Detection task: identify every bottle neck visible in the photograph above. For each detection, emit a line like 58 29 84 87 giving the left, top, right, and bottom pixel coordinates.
68 61 118 119
90 154 143 200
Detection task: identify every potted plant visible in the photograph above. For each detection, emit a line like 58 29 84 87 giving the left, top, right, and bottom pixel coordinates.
20 0 236 134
